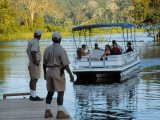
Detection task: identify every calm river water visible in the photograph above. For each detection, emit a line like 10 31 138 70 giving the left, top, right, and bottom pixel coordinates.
0 35 160 120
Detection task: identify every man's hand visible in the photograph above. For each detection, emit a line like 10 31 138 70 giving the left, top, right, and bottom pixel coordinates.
64 65 74 82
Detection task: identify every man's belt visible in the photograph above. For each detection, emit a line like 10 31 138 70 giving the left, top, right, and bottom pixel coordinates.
47 66 60 68
47 66 64 76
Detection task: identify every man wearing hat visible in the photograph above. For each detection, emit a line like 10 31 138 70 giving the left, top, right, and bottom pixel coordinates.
43 31 74 119
26 29 43 101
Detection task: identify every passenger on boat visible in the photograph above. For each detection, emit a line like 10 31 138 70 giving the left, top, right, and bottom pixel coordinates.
76 44 89 59
94 43 101 50
110 42 121 55
126 42 133 53
101 45 111 57
81 44 89 56
111 40 123 53
76 48 82 59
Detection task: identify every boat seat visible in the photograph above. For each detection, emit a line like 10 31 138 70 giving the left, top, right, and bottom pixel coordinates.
89 49 104 61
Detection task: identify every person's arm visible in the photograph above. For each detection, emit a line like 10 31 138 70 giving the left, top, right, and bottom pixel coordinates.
64 65 74 82
81 49 89 56
31 51 39 66
119 45 123 53
31 41 40 66
101 50 106 57
60 49 74 82
43 64 47 80
43 49 48 80
131 47 134 51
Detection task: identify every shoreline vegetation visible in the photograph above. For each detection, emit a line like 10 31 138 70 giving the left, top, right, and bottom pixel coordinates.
0 28 145 42
0 29 73 42
0 0 159 42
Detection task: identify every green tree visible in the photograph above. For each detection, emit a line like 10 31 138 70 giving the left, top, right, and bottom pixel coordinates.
131 0 150 24
131 0 160 41
131 0 160 24
0 0 17 34
144 0 160 24
11 0 56 30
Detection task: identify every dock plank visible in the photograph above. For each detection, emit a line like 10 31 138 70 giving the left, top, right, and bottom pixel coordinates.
0 98 72 120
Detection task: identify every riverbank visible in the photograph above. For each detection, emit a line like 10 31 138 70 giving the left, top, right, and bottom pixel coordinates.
0 28 145 42
0 31 72 42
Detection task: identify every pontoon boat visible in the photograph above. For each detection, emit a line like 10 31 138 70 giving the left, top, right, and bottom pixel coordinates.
72 23 140 83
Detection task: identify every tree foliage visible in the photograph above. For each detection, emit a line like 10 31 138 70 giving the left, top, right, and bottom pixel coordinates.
131 0 160 24
0 0 159 40
146 0 160 24
131 0 160 41
0 0 17 34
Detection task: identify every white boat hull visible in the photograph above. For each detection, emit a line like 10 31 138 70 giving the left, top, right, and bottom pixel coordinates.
72 51 140 84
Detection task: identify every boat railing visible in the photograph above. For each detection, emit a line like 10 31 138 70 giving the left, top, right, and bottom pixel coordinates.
74 51 139 69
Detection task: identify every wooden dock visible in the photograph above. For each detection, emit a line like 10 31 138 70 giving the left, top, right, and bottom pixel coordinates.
0 98 72 120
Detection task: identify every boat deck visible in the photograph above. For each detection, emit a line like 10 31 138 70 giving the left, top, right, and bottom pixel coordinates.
0 98 72 120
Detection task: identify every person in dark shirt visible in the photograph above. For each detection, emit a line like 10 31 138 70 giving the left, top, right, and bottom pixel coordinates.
110 42 121 55
126 42 133 53
111 40 123 53
94 43 100 50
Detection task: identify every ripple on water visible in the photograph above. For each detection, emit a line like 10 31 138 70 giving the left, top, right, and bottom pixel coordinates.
73 76 139 120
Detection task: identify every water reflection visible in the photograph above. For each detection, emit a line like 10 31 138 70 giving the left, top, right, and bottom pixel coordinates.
0 44 14 82
141 65 160 81
139 45 160 59
0 41 160 119
0 42 30 97
73 76 139 120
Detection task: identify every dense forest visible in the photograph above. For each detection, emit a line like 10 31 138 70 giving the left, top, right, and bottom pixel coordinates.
0 0 159 41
